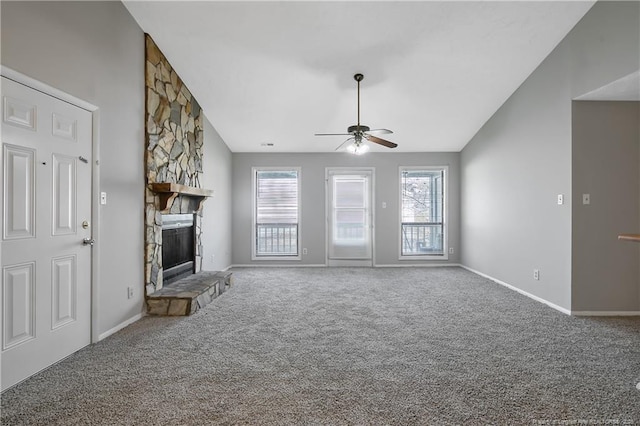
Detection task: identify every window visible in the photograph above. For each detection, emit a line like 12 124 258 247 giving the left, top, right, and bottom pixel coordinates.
400 167 446 258
253 168 300 259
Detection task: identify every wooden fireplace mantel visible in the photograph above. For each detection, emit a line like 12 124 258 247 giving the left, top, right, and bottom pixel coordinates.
618 234 640 243
149 183 213 212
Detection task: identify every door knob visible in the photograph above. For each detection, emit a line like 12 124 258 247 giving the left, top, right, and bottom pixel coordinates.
82 238 95 246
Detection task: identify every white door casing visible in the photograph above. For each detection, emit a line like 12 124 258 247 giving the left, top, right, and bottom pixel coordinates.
326 168 374 267
1 76 92 390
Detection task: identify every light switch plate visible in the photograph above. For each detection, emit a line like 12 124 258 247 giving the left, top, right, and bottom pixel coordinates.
100 192 107 205
583 194 590 205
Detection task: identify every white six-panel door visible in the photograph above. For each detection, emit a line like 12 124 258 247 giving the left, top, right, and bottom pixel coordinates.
1 77 92 390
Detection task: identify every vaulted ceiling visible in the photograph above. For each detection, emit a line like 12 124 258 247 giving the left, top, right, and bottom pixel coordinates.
123 1 595 153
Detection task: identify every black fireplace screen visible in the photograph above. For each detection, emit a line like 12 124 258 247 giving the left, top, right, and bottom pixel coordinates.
162 226 194 269
162 214 195 286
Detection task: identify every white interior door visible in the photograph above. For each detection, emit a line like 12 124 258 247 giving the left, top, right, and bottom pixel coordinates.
1 77 92 390
327 169 373 266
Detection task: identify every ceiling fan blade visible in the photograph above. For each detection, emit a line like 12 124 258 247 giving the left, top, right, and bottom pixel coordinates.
315 133 352 136
366 128 393 135
335 137 355 151
365 134 398 148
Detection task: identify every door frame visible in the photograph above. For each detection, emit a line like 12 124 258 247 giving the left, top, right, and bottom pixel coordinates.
325 167 376 267
1 66 101 344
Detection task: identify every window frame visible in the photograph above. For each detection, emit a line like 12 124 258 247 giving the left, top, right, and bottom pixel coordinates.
251 166 302 261
398 166 448 260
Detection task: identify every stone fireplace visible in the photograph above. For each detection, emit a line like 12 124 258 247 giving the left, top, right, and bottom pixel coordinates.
144 34 209 295
143 34 231 316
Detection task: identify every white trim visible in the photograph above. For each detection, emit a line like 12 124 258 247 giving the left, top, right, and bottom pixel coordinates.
1 66 96 112
251 256 302 261
90 110 101 343
231 264 460 268
97 313 144 341
571 311 640 316
398 166 449 261
460 265 572 315
0 67 102 344
375 263 460 268
251 166 302 261
327 259 372 267
231 264 327 268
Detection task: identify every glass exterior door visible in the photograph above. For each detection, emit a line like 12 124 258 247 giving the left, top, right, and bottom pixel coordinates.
327 170 372 265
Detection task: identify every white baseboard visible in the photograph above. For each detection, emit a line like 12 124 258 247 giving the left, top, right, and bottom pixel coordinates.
98 312 144 342
231 263 460 268
571 311 640 316
460 265 572 315
375 263 461 268
231 264 327 268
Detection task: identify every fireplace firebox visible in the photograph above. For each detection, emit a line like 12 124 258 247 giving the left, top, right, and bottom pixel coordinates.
162 214 195 286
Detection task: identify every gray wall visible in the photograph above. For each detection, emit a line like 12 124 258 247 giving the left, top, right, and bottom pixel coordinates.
1 1 233 334
201 117 233 271
2 1 145 334
232 152 460 266
572 101 640 311
460 1 640 311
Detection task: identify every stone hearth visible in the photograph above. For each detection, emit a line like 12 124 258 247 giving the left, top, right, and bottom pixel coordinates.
146 271 233 316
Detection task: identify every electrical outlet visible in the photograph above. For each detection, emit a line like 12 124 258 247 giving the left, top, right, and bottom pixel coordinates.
582 193 590 205
533 269 540 281
449 247 454 254
302 248 308 255
127 287 134 299
211 254 215 262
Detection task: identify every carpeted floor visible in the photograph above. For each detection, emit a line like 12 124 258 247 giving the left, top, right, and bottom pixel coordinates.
2 267 640 425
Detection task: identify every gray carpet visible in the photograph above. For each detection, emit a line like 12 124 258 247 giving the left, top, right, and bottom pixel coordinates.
2 267 640 425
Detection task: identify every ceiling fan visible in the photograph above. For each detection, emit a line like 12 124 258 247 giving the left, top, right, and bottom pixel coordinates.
315 73 398 154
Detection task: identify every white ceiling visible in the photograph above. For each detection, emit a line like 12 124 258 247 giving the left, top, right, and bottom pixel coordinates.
123 1 595 153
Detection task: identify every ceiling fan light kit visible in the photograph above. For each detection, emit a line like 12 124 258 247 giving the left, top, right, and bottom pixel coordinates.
315 73 398 154
346 140 370 155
